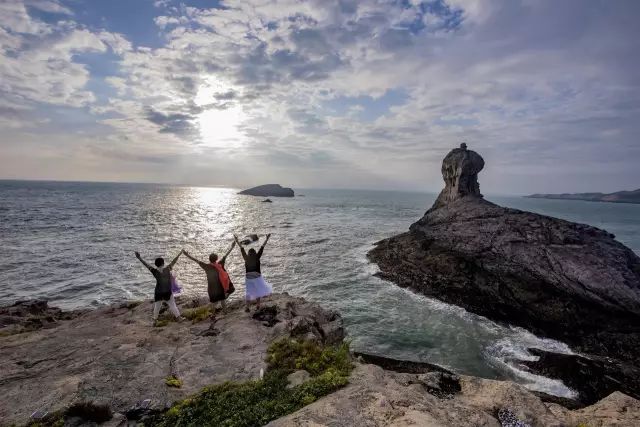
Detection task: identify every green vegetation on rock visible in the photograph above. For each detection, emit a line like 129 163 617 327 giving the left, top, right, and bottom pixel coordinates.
165 376 183 388
148 338 352 427
183 306 212 323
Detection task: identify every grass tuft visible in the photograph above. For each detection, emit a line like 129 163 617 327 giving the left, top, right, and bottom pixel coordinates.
165 376 183 388
183 306 212 323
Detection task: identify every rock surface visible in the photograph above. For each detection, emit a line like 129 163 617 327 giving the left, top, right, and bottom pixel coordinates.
0 293 343 425
368 145 640 365
269 362 640 427
238 184 294 197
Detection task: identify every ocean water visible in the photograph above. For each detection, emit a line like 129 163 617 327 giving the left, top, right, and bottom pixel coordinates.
2 180 639 398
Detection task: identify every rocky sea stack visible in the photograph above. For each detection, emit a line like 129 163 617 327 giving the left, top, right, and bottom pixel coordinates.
238 184 294 197
368 144 640 364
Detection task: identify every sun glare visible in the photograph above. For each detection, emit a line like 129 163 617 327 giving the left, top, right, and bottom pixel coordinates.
195 78 246 148
198 106 245 147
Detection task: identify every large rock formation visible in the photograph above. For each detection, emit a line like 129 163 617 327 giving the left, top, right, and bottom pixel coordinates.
368 145 640 365
432 142 485 209
238 184 294 197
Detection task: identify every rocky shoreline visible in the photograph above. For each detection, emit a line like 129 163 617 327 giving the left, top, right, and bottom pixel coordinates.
1 295 640 426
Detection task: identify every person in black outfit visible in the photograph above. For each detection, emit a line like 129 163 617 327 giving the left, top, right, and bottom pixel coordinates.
233 233 273 312
135 250 183 324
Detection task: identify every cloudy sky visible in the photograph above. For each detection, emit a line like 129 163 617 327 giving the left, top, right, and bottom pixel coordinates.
1 0 638 194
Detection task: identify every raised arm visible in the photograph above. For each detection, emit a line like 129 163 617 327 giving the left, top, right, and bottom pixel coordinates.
135 251 154 271
183 250 206 266
234 235 248 260
167 249 184 269
221 240 236 263
257 233 271 257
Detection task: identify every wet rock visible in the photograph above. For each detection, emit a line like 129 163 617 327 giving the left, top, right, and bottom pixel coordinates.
354 352 453 375
522 348 640 405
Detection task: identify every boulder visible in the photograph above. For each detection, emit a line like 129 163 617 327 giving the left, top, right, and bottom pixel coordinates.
368 144 640 366
238 184 294 197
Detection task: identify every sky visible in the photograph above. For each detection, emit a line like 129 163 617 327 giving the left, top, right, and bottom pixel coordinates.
1 0 639 194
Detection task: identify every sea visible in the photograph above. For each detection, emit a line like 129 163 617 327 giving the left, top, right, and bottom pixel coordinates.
2 180 639 398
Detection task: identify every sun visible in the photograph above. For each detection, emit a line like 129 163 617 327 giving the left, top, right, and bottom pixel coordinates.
198 106 245 147
195 78 246 147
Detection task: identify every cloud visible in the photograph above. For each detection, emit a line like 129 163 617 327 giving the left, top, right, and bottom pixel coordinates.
1 0 639 193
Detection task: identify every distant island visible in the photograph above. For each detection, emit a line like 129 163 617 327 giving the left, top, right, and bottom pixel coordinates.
238 184 294 197
526 188 640 204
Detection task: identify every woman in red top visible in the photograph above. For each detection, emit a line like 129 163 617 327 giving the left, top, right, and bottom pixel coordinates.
184 240 235 317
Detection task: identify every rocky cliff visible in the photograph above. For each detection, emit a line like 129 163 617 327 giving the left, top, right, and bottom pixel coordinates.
2 297 640 427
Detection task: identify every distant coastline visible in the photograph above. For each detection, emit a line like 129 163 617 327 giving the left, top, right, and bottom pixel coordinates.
525 188 640 204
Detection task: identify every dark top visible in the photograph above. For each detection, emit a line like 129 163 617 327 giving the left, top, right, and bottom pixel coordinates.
241 247 263 274
197 258 230 302
148 266 172 301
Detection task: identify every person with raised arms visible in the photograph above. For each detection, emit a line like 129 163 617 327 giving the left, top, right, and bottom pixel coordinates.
183 240 236 317
233 233 273 313
135 250 184 325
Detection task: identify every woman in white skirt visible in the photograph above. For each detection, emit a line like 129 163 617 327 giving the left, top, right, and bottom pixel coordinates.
234 233 273 312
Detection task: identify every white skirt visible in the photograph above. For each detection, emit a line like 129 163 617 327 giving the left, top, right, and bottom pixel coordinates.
245 274 272 301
